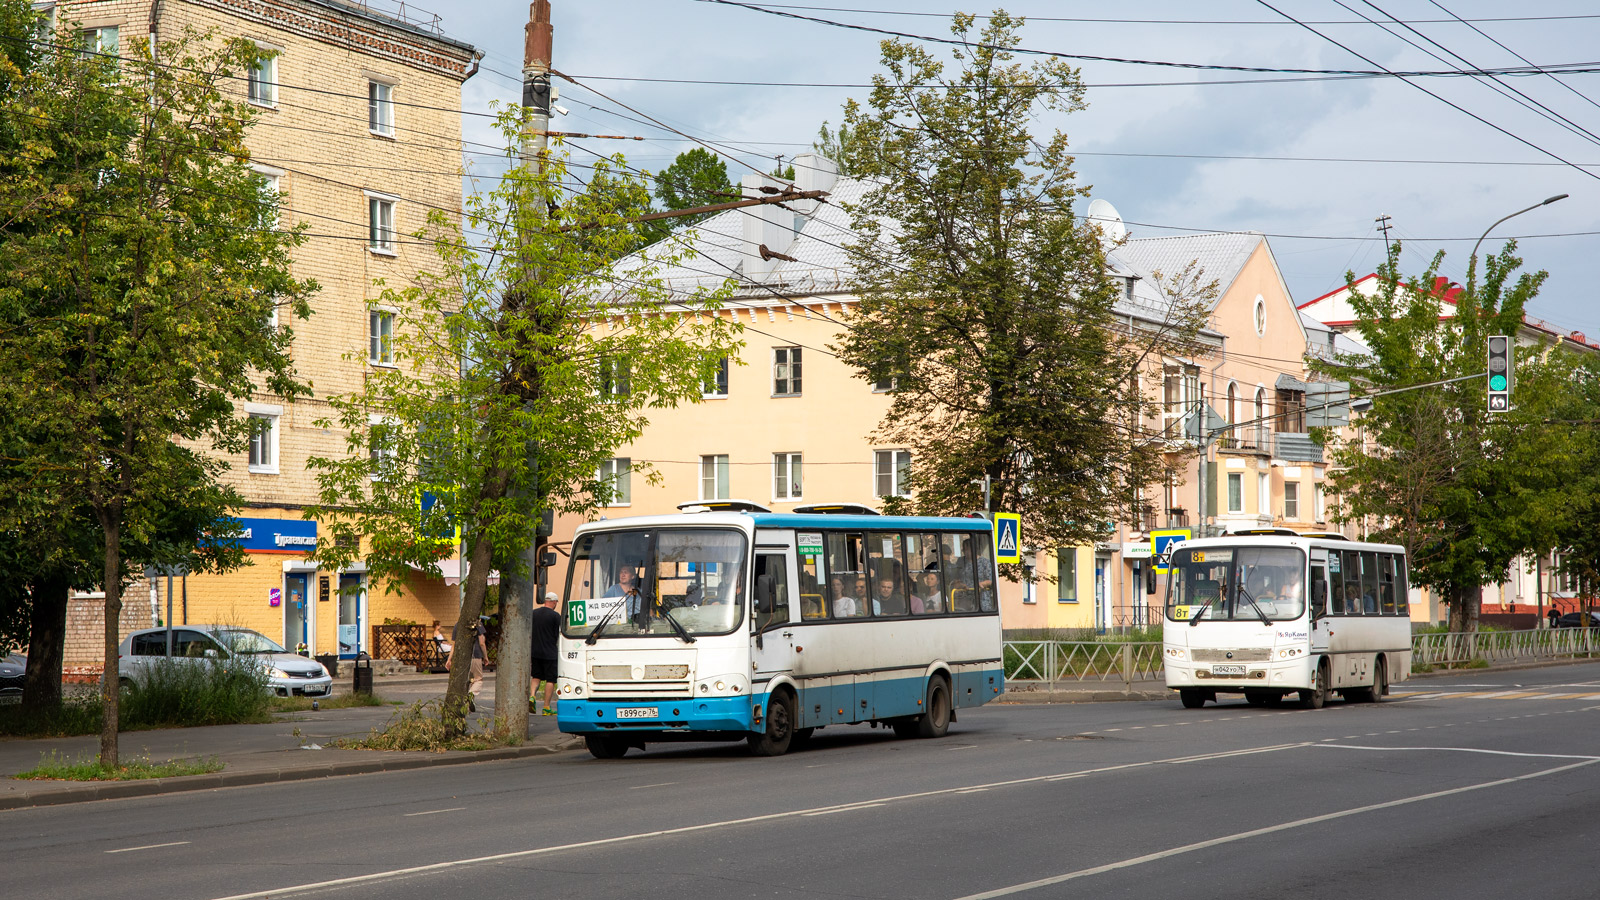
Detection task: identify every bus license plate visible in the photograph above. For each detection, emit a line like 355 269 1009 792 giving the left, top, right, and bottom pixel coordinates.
616 707 658 719
1211 665 1246 676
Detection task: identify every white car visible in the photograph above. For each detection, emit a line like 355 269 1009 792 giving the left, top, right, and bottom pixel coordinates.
119 626 333 697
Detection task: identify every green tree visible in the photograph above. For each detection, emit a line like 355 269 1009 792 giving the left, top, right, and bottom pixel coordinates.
307 122 741 736
0 21 315 763
832 12 1209 560
1312 242 1572 633
813 119 869 176
646 148 735 242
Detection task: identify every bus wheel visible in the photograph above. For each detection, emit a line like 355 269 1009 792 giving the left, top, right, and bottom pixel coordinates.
748 690 795 756
916 677 952 739
1367 658 1387 703
585 735 630 760
1298 662 1329 710
1179 689 1205 709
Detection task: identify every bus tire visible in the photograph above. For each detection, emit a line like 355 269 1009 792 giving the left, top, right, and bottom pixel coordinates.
748 689 796 756
585 735 630 760
916 676 952 739
1366 657 1387 703
1179 689 1205 709
1299 661 1329 710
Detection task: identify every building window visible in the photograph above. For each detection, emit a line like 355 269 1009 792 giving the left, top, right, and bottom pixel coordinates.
1253 294 1266 336
369 310 394 365
247 48 277 107
368 195 396 252
81 24 118 59
1162 363 1199 437
873 375 897 393
1314 482 1326 522
252 168 281 230
1227 473 1243 513
247 414 278 474
1284 482 1300 520
368 81 395 136
368 416 395 480
773 347 801 396
1057 550 1077 603
1258 472 1270 516
703 357 728 398
1225 381 1236 424
700 455 729 501
597 457 630 506
599 356 631 398
1253 386 1267 447
874 449 911 498
1276 388 1306 433
773 452 802 501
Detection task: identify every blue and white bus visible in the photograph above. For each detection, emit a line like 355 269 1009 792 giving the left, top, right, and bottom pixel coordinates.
555 502 1005 758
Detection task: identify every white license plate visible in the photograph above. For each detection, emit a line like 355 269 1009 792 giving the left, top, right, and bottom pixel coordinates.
301 685 328 695
615 707 658 720
0 694 20 706
1211 665 1246 676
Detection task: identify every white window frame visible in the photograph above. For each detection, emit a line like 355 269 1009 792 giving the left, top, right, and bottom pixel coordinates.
874 449 912 498
703 356 729 398
366 192 398 255
773 452 802 501
872 375 897 393
368 414 396 482
597 457 631 507
1162 363 1200 437
81 24 118 59
245 403 281 475
1314 482 1326 522
369 308 395 366
247 45 278 108
1226 472 1243 514
1283 482 1300 521
368 79 395 137
772 346 801 397
1257 472 1270 516
700 454 730 501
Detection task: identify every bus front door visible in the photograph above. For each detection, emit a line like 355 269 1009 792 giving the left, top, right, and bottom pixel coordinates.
752 552 799 723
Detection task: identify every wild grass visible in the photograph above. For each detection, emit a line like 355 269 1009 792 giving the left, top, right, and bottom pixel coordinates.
15 750 224 781
338 698 516 752
269 692 387 712
0 658 273 737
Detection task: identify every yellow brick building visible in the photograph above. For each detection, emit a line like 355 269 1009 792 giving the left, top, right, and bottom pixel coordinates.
50 0 478 662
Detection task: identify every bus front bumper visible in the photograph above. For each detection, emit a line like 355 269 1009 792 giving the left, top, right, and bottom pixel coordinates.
558 696 754 734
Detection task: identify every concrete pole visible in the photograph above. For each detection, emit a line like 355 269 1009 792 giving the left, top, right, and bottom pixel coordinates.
493 0 553 737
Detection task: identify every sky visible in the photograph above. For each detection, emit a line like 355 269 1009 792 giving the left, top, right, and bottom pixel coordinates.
421 0 1599 335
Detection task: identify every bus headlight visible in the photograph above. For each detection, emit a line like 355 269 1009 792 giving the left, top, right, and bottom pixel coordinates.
715 680 726 691
1165 647 1186 660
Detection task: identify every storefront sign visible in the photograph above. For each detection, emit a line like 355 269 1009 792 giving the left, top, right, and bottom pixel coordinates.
221 517 318 554
268 587 281 607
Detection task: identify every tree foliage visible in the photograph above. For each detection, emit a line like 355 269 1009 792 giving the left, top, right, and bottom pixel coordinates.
646 148 735 242
1311 242 1574 632
813 119 869 176
0 16 314 762
307 119 741 733
832 12 1208 560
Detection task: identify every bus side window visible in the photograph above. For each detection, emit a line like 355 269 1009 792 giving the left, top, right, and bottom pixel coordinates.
1360 552 1379 614
866 532 909 617
799 547 827 620
827 532 867 618
941 532 978 612
754 553 790 631
972 532 997 612
1343 551 1363 615
1328 553 1346 615
1395 558 1410 615
1310 564 1328 617
1378 554 1397 615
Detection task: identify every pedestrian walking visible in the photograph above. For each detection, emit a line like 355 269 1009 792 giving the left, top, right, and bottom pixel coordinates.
530 591 562 715
453 617 488 711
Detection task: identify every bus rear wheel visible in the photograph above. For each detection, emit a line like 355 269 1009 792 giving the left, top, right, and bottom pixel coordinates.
585 735 630 760
916 677 952 739
748 690 795 756
1298 662 1330 710
1352 658 1387 703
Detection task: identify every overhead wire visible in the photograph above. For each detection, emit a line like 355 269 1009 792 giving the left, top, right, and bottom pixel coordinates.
1427 0 1600 115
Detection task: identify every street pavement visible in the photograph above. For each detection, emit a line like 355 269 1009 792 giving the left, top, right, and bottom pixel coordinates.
5 660 1600 900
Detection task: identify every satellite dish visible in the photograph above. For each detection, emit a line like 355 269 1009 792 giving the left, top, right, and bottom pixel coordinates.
1086 198 1127 247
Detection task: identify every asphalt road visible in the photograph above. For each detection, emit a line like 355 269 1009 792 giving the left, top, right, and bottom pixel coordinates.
9 663 1600 900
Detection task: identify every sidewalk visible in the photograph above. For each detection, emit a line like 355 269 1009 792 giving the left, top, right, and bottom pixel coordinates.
0 676 583 811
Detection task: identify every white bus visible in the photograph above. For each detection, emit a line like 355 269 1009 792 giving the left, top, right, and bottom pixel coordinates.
1162 530 1411 709
555 503 1005 758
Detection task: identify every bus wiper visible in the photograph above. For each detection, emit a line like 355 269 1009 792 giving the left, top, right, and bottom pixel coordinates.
1237 587 1273 626
1188 603 1210 627
661 609 697 644
584 606 619 645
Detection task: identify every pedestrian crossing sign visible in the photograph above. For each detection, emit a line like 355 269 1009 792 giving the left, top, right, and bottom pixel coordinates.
1151 528 1191 574
994 513 1021 564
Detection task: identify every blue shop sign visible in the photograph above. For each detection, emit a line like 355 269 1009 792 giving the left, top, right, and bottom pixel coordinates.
221 517 318 553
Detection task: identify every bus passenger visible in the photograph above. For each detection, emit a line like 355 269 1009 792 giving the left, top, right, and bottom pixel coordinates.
872 576 907 617
831 575 859 618
912 569 943 614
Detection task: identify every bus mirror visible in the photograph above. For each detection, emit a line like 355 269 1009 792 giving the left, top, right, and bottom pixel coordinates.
755 574 774 613
1145 565 1156 595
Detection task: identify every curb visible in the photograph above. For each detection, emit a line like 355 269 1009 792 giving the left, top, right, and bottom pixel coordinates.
998 690 1169 703
0 736 586 811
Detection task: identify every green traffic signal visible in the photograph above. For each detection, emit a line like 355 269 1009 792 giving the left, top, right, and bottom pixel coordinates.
1489 374 1507 391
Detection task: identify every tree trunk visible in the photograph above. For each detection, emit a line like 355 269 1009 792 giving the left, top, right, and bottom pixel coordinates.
99 522 121 769
21 572 69 714
494 553 534 739
443 532 496 737
1445 583 1481 666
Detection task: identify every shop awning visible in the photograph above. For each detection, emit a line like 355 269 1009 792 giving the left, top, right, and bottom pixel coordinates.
413 558 499 586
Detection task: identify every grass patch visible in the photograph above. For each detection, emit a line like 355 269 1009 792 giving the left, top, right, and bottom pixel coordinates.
269 692 387 712
0 698 103 737
15 750 224 781
338 698 517 753
0 659 273 737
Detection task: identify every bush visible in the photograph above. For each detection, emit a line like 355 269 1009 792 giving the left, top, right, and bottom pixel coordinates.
0 696 102 737
120 657 273 729
339 698 510 752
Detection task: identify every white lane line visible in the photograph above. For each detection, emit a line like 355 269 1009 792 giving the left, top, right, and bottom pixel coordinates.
803 803 887 817
949 755 1600 900
403 808 466 817
946 745 978 751
208 741 1312 900
628 782 679 790
107 841 190 854
955 788 990 794
1312 745 1600 761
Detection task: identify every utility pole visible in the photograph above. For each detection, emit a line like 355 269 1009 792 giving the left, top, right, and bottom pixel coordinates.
494 0 554 738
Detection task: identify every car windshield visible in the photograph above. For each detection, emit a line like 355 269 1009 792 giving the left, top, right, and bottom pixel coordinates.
1166 546 1307 622
563 527 748 639
3 653 22 665
215 629 287 654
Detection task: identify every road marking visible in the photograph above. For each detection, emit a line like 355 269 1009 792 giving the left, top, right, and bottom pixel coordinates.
107 841 190 854
403 807 466 817
946 745 978 751
803 803 887 816
628 782 679 790
207 741 1312 900
949 755 1600 899
955 788 990 794
1312 745 1600 761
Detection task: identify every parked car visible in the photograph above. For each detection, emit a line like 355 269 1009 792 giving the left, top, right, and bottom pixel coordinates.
1555 611 1600 628
0 653 23 705
118 626 333 697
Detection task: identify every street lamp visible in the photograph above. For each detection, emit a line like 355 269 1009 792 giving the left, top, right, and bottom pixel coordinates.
1468 194 1567 289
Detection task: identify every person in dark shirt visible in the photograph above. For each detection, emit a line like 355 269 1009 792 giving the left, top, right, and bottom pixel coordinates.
530 592 562 715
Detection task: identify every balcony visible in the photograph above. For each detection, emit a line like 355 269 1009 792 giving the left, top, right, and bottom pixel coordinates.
1273 432 1325 464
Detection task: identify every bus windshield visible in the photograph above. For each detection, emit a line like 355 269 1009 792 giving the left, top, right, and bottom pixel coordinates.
1166 546 1307 622
563 528 747 639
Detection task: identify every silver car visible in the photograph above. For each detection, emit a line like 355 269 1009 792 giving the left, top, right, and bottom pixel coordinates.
118 626 333 697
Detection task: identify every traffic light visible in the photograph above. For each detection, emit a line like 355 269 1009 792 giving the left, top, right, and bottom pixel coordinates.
1487 335 1512 412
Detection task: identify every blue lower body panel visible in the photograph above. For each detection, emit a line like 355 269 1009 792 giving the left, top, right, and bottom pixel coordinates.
559 696 754 734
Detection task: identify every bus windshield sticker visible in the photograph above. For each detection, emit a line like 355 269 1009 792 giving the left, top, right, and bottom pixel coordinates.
567 599 587 627
1172 605 1191 620
797 533 824 556
1329 555 1341 574
1192 551 1206 563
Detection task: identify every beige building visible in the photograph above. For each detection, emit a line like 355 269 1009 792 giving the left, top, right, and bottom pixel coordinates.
49 0 479 665
597 156 1340 635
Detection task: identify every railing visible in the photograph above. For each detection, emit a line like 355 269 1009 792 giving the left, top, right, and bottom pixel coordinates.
1003 641 1163 689
370 624 449 672
1412 627 1599 667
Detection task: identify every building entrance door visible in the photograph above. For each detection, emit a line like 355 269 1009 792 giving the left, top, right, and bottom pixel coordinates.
338 573 365 658
284 572 311 654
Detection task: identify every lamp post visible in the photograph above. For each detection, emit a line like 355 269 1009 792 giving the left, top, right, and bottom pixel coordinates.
1468 194 1567 290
